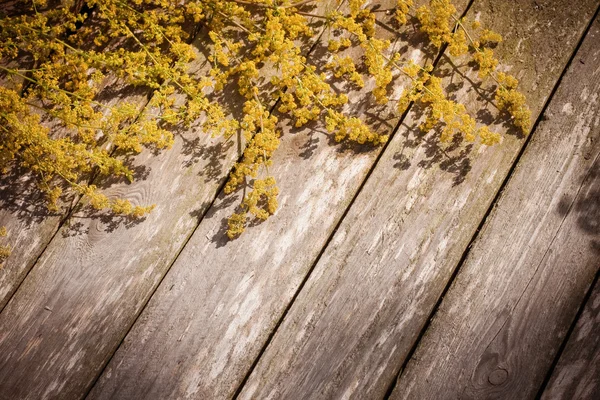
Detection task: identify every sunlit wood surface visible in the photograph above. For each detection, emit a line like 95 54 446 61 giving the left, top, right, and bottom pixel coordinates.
0 1 598 399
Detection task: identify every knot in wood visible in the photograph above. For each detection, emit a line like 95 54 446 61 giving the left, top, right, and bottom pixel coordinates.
487 367 508 386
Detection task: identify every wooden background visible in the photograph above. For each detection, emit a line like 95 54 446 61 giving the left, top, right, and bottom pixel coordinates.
0 0 599 399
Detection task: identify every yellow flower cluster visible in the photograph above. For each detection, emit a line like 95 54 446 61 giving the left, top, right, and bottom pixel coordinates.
496 72 531 133
227 176 278 239
451 18 530 133
478 126 501 146
411 1 530 136
326 109 388 145
81 184 155 216
0 0 227 216
330 5 394 104
327 38 352 52
0 226 10 267
472 48 498 78
0 0 532 239
419 76 477 142
397 61 433 114
395 0 414 25
395 61 501 145
364 38 394 104
416 0 457 48
325 55 364 88
224 99 279 194
447 28 468 57
480 29 504 46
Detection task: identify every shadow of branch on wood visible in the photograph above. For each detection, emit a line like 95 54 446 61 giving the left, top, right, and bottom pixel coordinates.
556 156 600 255
0 166 65 226
389 50 532 186
389 56 480 186
197 15 439 243
439 54 527 139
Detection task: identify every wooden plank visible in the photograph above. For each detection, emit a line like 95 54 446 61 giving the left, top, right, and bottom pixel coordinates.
84 1 473 399
0 6 335 400
0 43 70 308
229 1 599 399
0 2 203 309
390 15 600 399
88 0 595 399
0 177 63 309
541 276 600 400
0 24 62 306
0 25 172 310
0 67 157 309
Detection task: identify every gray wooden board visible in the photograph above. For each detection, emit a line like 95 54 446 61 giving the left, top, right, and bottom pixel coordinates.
0 15 189 310
85 0 471 399
0 5 336 400
541 277 600 400
0 45 65 309
0 73 154 310
391 15 600 400
231 1 599 399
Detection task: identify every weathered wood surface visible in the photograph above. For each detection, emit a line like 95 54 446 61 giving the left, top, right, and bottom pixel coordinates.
542 276 600 400
0 32 63 308
85 1 471 399
0 70 158 310
0 21 177 310
231 1 599 399
391 14 600 399
1 3 598 400
0 7 337 398
0 165 63 310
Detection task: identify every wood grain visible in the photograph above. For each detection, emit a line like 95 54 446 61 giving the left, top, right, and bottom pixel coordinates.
0 6 335 400
85 1 471 399
0 0 201 307
541 277 600 400
0 25 65 309
0 16 181 310
90 0 591 398
391 14 600 400
232 1 599 399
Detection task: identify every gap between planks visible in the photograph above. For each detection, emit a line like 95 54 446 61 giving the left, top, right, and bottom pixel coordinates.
389 8 600 398
0 3 341 400
2 1 588 398
0 88 158 313
536 269 600 400
84 1 476 398
0 18 205 313
231 1 478 397
79 9 337 399
230 1 600 398
385 3 600 398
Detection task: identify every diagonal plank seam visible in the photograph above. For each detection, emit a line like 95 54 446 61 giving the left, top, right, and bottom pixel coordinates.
0 77 163 314
382 4 600 399
537 271 600 399
480 151 600 362
0 9 107 313
534 206 600 398
479 151 600 386
0 21 207 315
511 150 600 327
80 6 344 398
230 1 478 398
